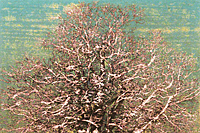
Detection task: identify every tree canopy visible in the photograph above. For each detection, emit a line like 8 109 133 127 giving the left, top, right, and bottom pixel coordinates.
1 2 199 133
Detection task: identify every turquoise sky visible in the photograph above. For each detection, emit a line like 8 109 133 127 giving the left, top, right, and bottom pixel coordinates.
0 0 199 68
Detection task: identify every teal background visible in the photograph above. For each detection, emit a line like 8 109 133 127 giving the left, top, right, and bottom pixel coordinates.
0 0 199 68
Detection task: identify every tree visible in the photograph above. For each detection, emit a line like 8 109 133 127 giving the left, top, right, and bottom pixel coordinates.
1 2 199 133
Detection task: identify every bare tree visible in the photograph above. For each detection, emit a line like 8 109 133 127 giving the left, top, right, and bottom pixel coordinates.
1 2 199 133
